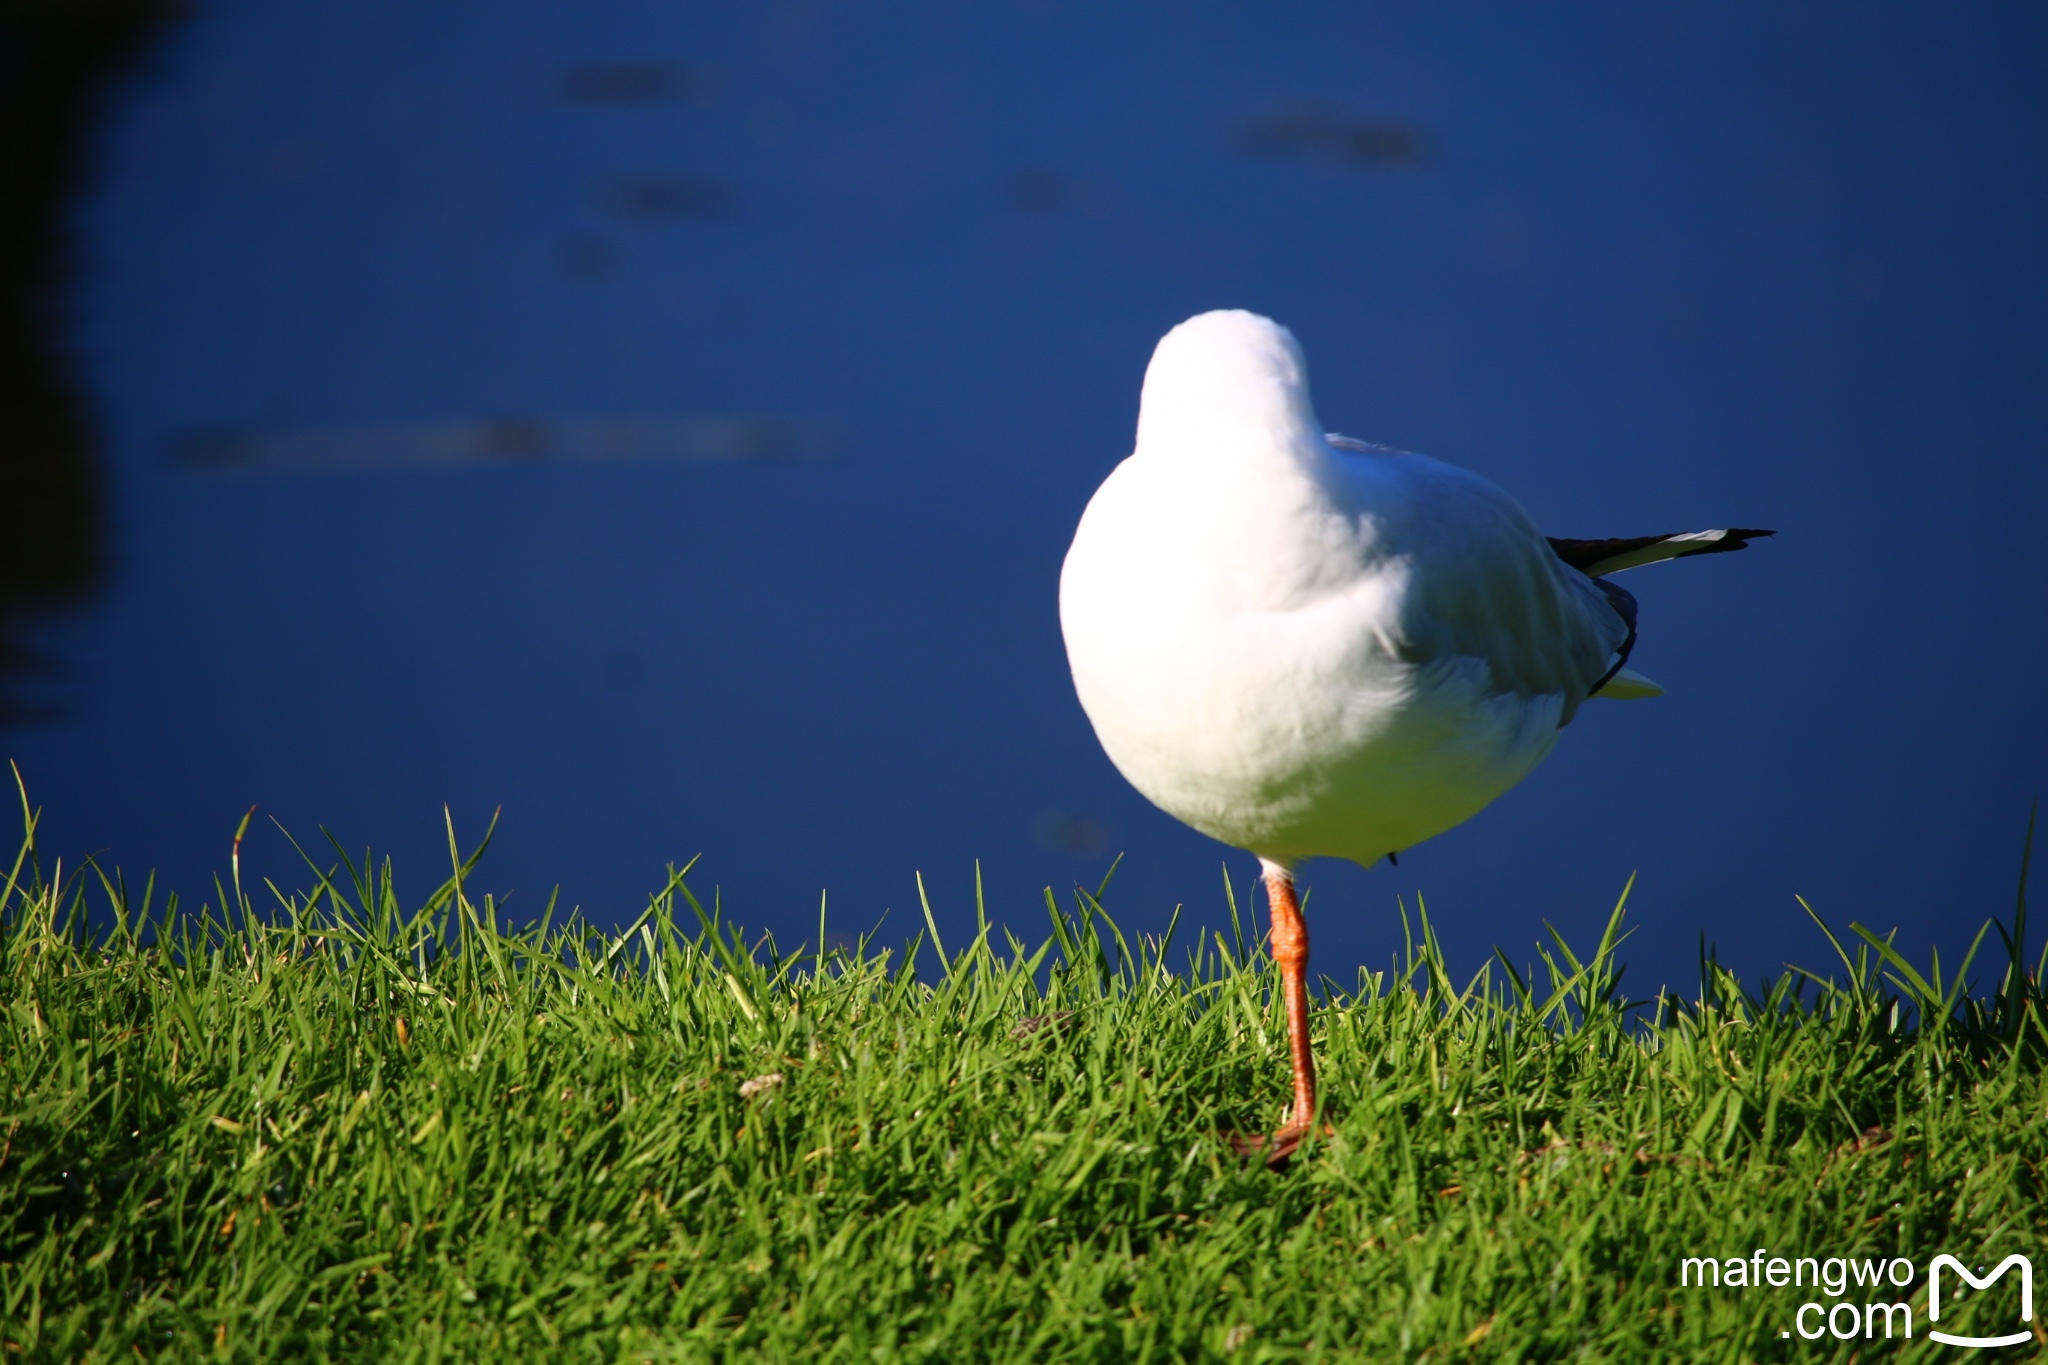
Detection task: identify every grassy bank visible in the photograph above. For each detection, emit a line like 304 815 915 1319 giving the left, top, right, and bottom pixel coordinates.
2 797 2045 1363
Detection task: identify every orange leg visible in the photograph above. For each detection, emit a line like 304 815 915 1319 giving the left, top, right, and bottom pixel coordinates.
1264 862 1318 1148
1229 861 1321 1163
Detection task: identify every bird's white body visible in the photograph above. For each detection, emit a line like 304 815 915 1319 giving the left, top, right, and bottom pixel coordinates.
1059 310 1634 868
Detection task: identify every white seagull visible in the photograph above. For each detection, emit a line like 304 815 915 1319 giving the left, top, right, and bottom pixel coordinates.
1059 309 1771 1159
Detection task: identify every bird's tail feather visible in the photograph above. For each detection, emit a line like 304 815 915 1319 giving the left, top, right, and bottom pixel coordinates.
1593 666 1665 700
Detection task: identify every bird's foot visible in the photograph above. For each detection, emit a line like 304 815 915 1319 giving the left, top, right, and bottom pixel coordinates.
1226 1119 1333 1167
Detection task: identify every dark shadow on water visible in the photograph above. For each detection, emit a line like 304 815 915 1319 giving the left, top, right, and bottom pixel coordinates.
1238 103 1434 169
0 0 187 723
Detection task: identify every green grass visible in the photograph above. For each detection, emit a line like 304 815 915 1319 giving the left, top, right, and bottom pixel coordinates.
3 789 2046 1364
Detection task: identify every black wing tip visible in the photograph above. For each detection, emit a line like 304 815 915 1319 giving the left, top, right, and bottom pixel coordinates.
1548 527 1778 573
1674 527 1777 558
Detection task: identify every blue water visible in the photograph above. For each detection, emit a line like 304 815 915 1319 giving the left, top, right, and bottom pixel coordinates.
11 1 2047 994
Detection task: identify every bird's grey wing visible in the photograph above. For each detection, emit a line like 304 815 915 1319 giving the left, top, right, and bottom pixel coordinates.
1383 463 1628 723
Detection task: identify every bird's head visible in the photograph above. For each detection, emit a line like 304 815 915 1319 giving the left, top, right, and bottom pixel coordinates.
1134 310 1323 459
